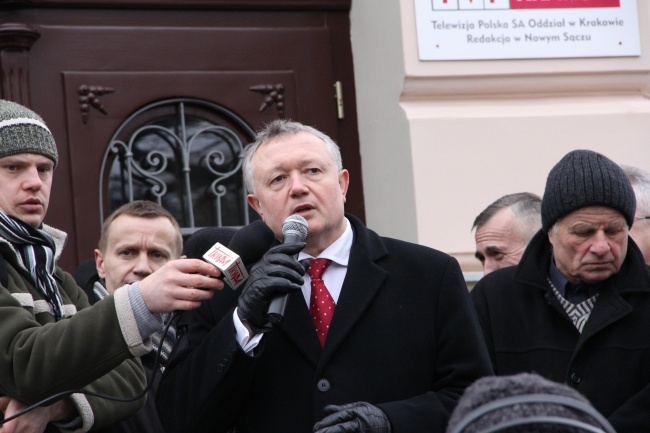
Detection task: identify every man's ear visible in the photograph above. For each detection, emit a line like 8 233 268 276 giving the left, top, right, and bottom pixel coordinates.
339 169 350 203
247 194 264 220
94 249 106 279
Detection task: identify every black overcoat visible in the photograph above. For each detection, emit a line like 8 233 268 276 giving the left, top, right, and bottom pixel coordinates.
157 214 492 433
471 230 650 432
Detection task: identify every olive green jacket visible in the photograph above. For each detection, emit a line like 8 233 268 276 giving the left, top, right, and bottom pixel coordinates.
0 225 148 432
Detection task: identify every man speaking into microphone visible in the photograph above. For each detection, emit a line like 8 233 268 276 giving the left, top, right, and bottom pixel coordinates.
157 120 492 433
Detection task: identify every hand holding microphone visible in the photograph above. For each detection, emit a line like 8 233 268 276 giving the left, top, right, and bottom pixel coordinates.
267 215 309 323
236 215 309 333
236 242 307 333
138 258 225 313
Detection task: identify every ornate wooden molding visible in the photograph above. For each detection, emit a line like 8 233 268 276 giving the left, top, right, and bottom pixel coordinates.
0 23 40 104
0 23 40 51
250 83 285 117
78 84 114 124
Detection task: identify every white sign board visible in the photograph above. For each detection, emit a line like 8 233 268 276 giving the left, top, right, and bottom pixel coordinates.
414 0 640 60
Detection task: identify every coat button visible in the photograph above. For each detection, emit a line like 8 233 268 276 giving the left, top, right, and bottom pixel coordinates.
570 373 581 384
317 379 330 392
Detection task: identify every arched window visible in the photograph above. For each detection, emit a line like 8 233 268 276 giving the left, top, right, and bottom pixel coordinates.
100 98 256 235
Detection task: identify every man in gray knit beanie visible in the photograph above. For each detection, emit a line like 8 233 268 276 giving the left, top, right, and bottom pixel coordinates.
470 149 650 432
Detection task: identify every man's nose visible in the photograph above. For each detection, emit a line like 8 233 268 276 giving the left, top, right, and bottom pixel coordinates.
590 232 612 256
289 173 308 196
23 167 43 190
133 253 153 275
483 260 496 276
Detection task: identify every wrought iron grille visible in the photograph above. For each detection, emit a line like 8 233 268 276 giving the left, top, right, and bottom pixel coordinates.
99 98 256 235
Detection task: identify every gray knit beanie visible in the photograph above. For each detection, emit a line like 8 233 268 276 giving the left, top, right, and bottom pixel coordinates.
541 149 635 231
447 373 615 433
0 99 58 167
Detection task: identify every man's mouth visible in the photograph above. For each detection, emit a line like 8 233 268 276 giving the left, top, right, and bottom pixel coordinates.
293 204 314 214
584 261 614 269
20 199 43 211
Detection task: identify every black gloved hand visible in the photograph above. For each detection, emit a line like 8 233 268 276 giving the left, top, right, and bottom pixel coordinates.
237 242 308 334
313 402 392 433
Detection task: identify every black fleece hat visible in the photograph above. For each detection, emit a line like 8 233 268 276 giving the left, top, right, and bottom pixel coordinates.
541 149 635 231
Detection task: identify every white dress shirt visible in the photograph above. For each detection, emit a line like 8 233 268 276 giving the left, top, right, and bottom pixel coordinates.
234 218 352 353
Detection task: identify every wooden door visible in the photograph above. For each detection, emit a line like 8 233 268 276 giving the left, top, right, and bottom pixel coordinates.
0 1 364 271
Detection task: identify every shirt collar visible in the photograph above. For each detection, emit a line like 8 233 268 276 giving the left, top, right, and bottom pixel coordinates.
548 257 569 297
299 217 352 267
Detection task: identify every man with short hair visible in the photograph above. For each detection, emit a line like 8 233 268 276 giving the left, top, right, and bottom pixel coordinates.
473 192 541 275
84 200 183 433
621 164 650 265
94 200 183 296
157 119 492 433
0 99 223 432
471 149 650 432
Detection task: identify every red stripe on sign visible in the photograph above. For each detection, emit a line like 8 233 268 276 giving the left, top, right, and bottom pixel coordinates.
510 0 620 9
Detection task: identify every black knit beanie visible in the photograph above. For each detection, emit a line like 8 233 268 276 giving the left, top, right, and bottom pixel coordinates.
0 99 58 167
541 149 635 231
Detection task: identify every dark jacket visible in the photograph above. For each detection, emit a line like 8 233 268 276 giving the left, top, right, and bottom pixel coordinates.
471 229 650 432
79 281 167 433
157 214 493 433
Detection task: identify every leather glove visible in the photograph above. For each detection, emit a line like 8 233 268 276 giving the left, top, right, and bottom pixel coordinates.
237 242 308 334
313 402 392 433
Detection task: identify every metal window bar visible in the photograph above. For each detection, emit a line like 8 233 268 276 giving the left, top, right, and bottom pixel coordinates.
99 98 255 233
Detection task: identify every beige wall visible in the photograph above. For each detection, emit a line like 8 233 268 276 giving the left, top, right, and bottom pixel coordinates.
351 0 650 273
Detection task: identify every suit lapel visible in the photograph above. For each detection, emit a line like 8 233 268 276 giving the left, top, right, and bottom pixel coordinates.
276 216 389 368
278 290 322 365
320 245 388 364
579 282 632 345
279 257 389 369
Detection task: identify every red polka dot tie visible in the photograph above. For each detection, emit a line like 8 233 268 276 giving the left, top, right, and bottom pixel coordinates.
308 258 334 346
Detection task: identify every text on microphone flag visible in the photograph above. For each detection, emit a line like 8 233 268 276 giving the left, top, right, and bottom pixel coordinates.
203 242 249 289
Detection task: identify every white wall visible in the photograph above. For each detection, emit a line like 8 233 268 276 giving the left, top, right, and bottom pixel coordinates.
351 0 650 272
350 0 417 243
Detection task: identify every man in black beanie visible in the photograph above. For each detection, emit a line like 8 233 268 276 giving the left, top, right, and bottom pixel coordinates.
471 149 650 432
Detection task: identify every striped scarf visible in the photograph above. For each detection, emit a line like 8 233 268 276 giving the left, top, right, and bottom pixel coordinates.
0 211 64 320
547 277 598 333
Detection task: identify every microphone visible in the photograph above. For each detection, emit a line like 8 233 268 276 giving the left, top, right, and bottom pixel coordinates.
202 220 275 289
267 214 309 323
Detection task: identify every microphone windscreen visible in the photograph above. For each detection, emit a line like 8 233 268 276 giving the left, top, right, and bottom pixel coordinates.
282 214 308 243
228 220 276 265
183 227 238 260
